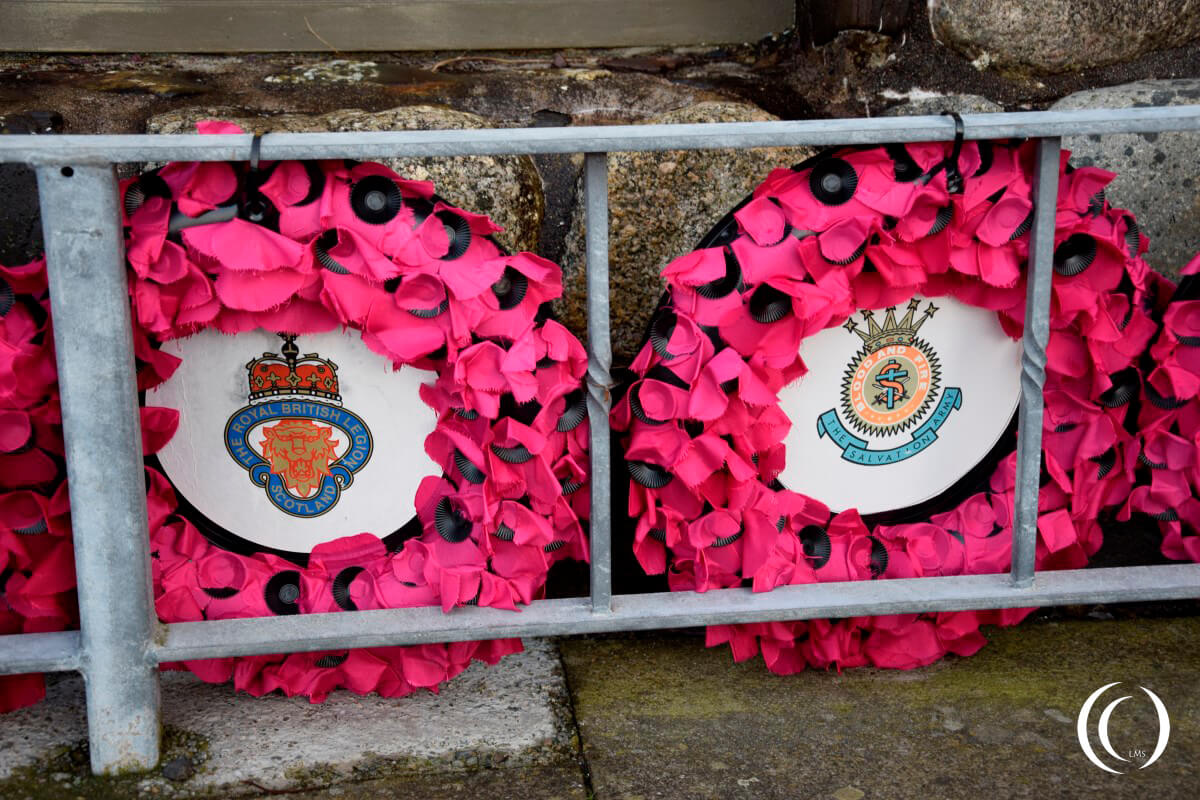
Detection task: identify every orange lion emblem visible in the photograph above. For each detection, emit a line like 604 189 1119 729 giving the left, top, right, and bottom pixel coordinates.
260 419 339 497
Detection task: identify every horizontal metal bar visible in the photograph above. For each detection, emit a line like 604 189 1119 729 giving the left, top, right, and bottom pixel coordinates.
153 564 1200 662
2 565 1196 671
3 107 1200 165
0 630 82 675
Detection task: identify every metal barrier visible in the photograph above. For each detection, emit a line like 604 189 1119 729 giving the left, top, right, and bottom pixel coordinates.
2 108 1200 774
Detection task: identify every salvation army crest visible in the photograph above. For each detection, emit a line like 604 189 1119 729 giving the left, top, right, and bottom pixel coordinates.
818 299 963 466
224 334 374 518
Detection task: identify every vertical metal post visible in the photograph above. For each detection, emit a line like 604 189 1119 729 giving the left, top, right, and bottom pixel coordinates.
1011 137 1061 588
584 152 613 613
36 163 161 773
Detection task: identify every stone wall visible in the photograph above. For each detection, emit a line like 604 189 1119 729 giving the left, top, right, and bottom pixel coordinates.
1 0 1199 363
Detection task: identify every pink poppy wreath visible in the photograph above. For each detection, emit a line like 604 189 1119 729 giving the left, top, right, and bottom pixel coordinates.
0 121 590 711
613 138 1198 673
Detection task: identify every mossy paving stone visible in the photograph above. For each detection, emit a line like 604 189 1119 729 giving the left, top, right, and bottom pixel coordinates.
0 726 212 800
560 618 1200 799
0 758 588 800
284 766 588 800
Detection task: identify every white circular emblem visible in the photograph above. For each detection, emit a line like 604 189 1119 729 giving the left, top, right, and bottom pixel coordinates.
777 295 1022 516
147 328 437 555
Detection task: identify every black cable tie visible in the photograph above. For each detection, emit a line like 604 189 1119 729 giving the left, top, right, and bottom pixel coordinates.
917 112 967 194
249 132 264 173
242 132 270 224
941 111 965 194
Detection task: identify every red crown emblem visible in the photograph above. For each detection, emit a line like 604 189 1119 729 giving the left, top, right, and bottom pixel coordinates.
246 334 341 406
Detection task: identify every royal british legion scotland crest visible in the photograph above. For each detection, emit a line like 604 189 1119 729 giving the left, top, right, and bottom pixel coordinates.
817 299 962 466
223 334 373 517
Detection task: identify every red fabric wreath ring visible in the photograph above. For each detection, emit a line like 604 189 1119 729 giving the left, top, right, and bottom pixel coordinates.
0 120 590 710
613 138 1200 673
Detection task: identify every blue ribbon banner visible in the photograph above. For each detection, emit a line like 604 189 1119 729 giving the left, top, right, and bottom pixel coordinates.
223 400 373 517
817 388 962 466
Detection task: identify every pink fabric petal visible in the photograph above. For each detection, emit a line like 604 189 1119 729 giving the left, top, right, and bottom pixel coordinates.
183 218 307 272
196 120 246 135
159 161 238 217
977 194 1032 247
214 268 310 311
818 216 871 264
735 196 789 246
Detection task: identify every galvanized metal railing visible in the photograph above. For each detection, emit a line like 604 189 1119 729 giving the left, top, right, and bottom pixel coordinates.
2 108 1200 775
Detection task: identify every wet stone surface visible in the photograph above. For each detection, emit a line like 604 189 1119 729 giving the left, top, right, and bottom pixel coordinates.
80 69 210 98
285 766 588 800
561 617 1200 800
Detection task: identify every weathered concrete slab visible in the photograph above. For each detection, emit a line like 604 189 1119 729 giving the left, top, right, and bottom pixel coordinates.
562 618 1200 799
0 639 576 797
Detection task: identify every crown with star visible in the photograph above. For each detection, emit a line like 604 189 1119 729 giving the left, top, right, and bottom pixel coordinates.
245 334 341 406
842 298 939 353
